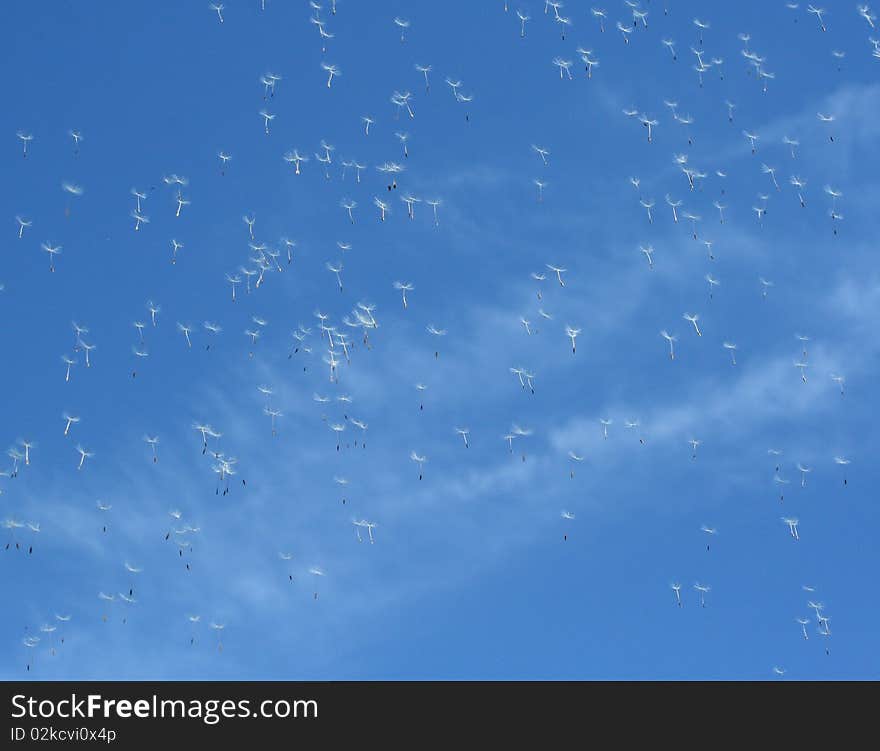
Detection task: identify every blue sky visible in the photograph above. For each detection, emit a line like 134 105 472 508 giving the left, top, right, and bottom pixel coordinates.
1 0 879 679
